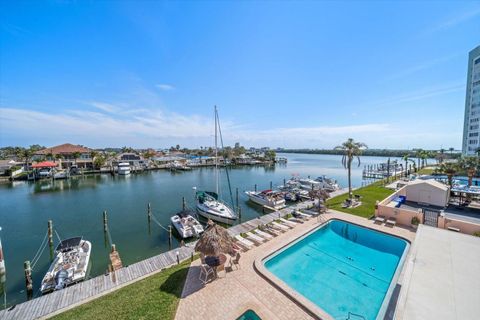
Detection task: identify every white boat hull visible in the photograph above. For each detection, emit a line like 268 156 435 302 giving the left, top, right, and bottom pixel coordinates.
170 215 204 238
196 204 237 225
246 191 286 210
41 239 91 294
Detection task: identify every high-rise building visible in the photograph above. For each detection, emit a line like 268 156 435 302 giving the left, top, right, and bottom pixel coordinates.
462 45 480 155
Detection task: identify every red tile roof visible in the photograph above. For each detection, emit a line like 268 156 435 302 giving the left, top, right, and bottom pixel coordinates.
36 143 92 155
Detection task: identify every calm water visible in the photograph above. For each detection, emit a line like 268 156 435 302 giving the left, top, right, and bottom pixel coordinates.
0 153 399 308
265 220 408 320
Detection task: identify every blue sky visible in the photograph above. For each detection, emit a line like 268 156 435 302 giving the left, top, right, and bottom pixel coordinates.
1 1 479 149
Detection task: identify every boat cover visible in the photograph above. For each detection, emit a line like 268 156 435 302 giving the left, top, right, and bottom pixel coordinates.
196 191 218 203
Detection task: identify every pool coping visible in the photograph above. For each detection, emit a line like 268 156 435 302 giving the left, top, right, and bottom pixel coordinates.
253 217 411 320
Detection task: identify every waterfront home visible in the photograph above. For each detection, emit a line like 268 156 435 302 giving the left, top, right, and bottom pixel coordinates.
114 152 147 167
0 160 18 176
234 154 256 164
34 143 93 169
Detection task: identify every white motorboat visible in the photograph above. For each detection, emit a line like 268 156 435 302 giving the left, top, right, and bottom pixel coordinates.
53 170 69 180
117 162 131 175
40 237 91 294
245 189 286 210
315 176 340 192
171 213 204 238
196 191 237 224
195 106 237 224
294 178 322 191
37 167 53 178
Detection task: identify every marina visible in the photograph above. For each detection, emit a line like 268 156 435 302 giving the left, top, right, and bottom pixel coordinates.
0 153 411 309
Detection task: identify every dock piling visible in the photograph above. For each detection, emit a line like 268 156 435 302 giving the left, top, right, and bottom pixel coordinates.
270 181 273 189
168 226 172 250
48 220 54 261
254 184 257 192
147 203 152 223
176 251 180 265
182 197 186 211
236 188 239 209
24 260 33 299
103 210 108 232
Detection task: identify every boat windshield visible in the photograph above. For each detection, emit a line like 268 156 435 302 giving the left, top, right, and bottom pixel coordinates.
55 237 82 252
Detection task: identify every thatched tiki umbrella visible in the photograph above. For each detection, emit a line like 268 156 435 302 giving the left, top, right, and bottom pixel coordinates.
195 220 235 256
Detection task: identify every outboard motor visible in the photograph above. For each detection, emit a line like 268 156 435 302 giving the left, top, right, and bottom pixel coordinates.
54 269 69 290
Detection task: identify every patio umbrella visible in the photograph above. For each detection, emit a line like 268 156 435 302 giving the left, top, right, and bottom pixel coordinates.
194 220 235 256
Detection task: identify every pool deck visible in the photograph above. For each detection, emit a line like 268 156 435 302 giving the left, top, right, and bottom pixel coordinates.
175 210 416 320
395 225 480 320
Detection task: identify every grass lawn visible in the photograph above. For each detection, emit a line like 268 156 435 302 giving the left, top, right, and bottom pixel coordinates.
326 181 394 218
51 259 192 320
417 167 437 175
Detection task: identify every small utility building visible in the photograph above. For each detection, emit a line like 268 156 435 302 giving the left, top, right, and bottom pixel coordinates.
402 179 450 207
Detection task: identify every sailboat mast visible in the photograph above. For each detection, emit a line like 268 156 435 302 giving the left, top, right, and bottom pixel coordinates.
214 106 218 195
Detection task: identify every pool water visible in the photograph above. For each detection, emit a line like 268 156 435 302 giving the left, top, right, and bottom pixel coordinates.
236 309 262 320
264 220 408 320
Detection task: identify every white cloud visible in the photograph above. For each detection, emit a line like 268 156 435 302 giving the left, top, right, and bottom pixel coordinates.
156 84 175 91
90 102 120 113
0 106 394 148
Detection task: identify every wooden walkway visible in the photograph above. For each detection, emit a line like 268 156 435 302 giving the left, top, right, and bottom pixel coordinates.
228 199 317 236
0 246 195 320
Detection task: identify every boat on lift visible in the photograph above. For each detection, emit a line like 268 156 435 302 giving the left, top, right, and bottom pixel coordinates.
117 162 131 175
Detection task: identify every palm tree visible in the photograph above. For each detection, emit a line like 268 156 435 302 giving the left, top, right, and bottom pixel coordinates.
335 138 367 199
437 148 446 164
90 150 98 160
414 149 423 169
439 162 458 187
54 153 63 163
18 148 34 169
72 152 81 165
402 154 415 177
459 156 479 187
420 150 429 168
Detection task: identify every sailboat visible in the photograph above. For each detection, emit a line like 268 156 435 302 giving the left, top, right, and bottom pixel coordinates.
195 106 237 225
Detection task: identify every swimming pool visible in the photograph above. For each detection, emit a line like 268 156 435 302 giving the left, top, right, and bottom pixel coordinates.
264 220 409 320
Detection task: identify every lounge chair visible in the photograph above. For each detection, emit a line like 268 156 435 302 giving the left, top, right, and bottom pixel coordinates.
199 264 215 284
235 235 255 249
271 222 289 231
254 229 273 240
374 215 386 224
385 217 397 227
263 225 282 236
279 218 297 228
302 209 319 216
294 211 311 220
245 232 266 244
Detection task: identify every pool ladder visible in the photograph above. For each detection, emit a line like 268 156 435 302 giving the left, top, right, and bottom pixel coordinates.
346 311 366 320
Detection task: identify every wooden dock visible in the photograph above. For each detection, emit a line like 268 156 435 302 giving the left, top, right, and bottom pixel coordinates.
0 246 195 320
